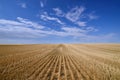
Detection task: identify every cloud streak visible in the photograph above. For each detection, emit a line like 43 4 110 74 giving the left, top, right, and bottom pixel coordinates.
40 1 44 7
40 12 64 25
17 17 44 29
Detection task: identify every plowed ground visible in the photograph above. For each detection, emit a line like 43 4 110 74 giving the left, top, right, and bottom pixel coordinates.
0 44 120 80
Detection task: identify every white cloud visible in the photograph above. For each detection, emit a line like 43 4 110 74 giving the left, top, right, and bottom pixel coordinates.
0 18 47 38
17 17 44 29
53 6 87 27
47 27 87 37
62 27 86 33
53 8 64 17
0 17 117 43
0 24 45 39
88 12 98 20
86 27 98 32
0 18 67 39
76 21 86 27
19 3 27 8
66 6 85 22
40 13 64 24
65 6 88 27
0 19 24 26
0 18 91 39
80 33 116 43
40 1 44 7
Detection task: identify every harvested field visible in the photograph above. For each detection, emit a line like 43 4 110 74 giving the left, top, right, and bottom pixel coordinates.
0 44 120 80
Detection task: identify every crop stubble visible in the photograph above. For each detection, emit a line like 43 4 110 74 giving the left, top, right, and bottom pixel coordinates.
0 44 120 80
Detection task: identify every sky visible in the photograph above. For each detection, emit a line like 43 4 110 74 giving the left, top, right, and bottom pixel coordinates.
0 0 120 44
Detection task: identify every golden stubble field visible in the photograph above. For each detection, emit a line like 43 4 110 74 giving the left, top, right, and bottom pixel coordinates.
0 44 120 80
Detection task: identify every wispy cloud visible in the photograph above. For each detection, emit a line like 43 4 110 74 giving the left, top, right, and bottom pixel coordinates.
0 17 89 38
0 17 46 38
76 21 86 27
0 17 116 43
53 6 87 27
19 3 27 8
65 6 87 27
40 1 44 7
53 8 64 17
40 12 64 24
17 17 44 29
88 12 98 20
52 6 100 27
0 19 24 26
66 6 85 22
80 33 116 43
62 27 86 33
86 27 98 32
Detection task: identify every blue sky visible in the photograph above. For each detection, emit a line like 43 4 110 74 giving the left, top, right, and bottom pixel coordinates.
0 0 120 44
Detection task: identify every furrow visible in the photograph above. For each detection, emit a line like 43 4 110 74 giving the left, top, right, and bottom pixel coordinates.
35 55 56 80
50 56 59 80
67 55 79 80
4 51 52 80
52 56 60 80
58 56 62 80
42 56 58 80
63 56 67 80
25 49 55 74
68 55 82 80
58 55 66 80
1 49 43 74
3 49 50 74
65 56 74 80
69 55 87 80
71 55 94 80
27 54 54 80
